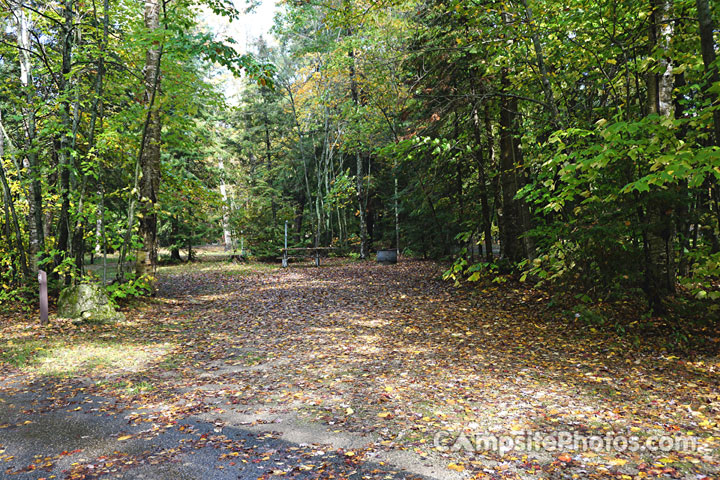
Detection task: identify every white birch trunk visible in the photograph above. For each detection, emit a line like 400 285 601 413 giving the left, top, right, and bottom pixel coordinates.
218 159 233 251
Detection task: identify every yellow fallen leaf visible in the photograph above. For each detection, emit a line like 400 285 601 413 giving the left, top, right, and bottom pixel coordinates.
448 463 464 472
117 435 132 441
377 411 391 418
609 458 627 466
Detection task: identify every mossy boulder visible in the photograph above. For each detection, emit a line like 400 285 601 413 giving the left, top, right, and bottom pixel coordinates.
57 283 125 323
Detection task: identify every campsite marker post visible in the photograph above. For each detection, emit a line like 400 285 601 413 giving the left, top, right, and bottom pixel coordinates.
38 270 48 325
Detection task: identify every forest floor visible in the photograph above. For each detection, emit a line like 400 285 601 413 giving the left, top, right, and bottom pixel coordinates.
0 247 718 480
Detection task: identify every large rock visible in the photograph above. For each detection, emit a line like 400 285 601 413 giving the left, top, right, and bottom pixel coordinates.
57 283 125 323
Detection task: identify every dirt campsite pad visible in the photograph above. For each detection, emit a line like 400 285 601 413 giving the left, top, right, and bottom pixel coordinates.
1 255 718 479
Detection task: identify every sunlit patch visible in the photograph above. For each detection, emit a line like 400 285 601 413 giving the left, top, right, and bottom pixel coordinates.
310 326 346 334
353 318 390 328
1 256 717 478
193 293 232 302
354 335 381 354
30 341 171 376
394 345 429 356
685 358 719 374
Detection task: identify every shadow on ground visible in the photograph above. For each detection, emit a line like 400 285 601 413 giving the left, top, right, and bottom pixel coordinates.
0 255 718 479
0 376 440 479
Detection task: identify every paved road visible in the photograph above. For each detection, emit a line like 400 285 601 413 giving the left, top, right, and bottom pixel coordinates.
0 261 460 480
0 376 432 480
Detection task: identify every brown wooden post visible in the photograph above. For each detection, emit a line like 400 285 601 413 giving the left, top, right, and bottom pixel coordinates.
38 269 48 325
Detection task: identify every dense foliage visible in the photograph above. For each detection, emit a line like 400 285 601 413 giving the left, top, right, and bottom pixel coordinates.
225 0 720 314
0 0 268 305
1 0 719 316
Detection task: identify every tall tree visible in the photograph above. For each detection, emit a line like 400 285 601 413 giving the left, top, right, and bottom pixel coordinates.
12 1 44 273
694 0 720 145
55 0 75 278
135 0 163 283
644 0 676 309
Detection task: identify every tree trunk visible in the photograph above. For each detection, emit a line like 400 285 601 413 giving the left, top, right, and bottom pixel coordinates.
218 159 233 251
1 179 12 252
263 115 277 226
0 112 29 280
170 216 181 261
294 193 305 244
521 0 560 128
284 82 316 243
394 168 400 256
55 0 75 279
498 68 525 263
695 0 720 145
186 227 194 262
695 0 720 242
349 48 367 258
74 0 109 280
95 195 103 258
135 0 163 285
356 152 367 258
13 1 44 274
473 105 495 263
644 0 677 311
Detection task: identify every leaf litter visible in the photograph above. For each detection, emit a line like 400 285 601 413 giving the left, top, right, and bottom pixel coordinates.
0 256 718 479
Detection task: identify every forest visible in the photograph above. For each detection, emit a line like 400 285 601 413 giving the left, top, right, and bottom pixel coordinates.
1 0 720 314
1 1 720 479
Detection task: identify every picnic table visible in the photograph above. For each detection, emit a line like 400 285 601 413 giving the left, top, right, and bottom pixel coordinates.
281 246 336 267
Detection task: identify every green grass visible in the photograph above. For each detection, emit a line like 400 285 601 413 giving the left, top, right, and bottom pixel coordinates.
0 336 170 377
157 352 190 370
238 350 268 366
33 341 162 376
97 379 155 395
123 380 155 395
0 339 44 368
